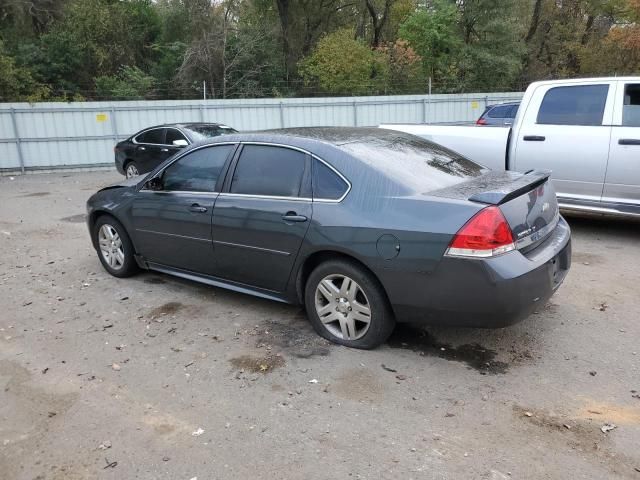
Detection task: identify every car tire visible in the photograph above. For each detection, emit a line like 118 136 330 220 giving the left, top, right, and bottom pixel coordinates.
125 161 140 178
304 259 395 349
93 215 139 278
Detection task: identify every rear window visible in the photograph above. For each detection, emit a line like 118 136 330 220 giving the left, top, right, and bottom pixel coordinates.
337 133 485 193
537 85 609 126
183 125 238 141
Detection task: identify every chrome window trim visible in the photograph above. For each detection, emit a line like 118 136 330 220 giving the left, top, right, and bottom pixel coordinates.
139 190 220 196
231 141 352 203
218 192 312 202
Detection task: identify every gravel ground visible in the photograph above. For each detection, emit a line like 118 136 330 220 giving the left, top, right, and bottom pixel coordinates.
0 171 639 480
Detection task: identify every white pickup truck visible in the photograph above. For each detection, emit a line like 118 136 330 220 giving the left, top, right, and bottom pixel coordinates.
383 77 640 217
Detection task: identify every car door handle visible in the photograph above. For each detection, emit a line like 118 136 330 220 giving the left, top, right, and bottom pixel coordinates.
282 212 307 222
160 148 169 152
523 135 546 141
619 139 640 146
138 146 146 151
189 204 208 213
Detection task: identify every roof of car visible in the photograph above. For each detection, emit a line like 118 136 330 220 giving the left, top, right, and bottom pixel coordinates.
216 127 422 148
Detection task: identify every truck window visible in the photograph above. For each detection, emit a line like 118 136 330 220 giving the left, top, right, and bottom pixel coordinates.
622 84 640 127
537 85 609 126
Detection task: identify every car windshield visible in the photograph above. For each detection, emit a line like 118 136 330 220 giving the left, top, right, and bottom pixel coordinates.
183 125 237 141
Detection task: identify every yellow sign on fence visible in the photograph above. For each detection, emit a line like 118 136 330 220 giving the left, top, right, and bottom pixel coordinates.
96 113 108 123
470 101 479 109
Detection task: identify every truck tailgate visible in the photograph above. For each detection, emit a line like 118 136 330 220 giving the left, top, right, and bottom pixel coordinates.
380 124 510 171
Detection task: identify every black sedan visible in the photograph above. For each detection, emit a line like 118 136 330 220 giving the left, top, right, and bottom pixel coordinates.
114 123 237 178
88 128 571 349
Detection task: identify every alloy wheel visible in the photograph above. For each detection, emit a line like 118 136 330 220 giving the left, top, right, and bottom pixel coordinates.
314 274 372 340
126 164 139 178
98 224 125 271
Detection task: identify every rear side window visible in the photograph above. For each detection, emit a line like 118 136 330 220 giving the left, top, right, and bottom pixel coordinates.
165 128 187 145
487 105 512 118
136 128 165 144
622 84 640 127
230 145 307 197
313 159 348 200
162 145 233 192
537 85 609 126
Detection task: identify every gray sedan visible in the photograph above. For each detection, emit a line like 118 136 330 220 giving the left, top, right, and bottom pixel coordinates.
86 128 571 349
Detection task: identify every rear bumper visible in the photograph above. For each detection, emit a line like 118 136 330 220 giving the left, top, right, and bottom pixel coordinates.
388 217 571 328
114 152 126 175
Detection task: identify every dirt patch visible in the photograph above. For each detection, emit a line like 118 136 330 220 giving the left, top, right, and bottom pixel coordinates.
148 302 183 318
229 354 285 373
21 192 50 197
575 401 640 425
387 324 509 375
572 251 605 265
513 405 639 476
333 368 385 403
254 317 331 358
143 276 167 285
60 214 87 223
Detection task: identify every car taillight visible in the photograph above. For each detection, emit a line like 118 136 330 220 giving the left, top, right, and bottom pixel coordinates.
445 206 515 258
476 118 487 125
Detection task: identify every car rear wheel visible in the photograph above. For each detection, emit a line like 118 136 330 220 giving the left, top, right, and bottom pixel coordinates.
125 161 139 178
94 216 138 278
304 259 395 349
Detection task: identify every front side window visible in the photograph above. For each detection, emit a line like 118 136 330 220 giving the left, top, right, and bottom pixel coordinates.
230 145 307 197
622 84 640 127
313 159 348 200
165 128 188 145
162 145 234 192
136 128 165 144
537 85 609 126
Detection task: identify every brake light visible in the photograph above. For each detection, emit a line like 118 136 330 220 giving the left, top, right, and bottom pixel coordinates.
445 206 515 258
476 118 487 125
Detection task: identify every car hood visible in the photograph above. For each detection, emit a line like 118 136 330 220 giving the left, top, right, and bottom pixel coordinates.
98 175 146 193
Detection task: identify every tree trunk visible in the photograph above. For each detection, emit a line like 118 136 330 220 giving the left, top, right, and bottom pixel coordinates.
525 0 543 43
365 0 392 47
275 0 294 82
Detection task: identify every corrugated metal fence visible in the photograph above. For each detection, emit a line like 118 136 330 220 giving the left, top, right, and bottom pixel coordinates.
0 92 522 173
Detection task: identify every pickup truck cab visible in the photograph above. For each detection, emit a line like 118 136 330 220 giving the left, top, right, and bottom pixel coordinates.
383 77 640 217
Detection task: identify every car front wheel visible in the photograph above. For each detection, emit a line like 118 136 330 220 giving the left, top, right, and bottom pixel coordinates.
304 259 395 349
94 216 138 278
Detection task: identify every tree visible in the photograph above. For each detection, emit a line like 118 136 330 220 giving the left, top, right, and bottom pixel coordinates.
299 28 389 95
95 66 155 99
398 2 462 90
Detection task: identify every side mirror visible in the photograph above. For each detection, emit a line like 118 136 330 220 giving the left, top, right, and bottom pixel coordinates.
173 139 188 147
145 176 163 191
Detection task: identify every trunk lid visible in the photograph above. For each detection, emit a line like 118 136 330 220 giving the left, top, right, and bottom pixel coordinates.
431 169 560 251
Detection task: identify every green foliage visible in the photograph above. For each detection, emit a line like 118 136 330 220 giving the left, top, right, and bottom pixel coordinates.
300 29 389 95
398 2 462 87
0 0 639 101
95 66 156 100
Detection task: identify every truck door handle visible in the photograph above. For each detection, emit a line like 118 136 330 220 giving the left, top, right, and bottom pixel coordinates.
523 135 546 142
189 204 208 213
619 139 640 146
282 212 307 222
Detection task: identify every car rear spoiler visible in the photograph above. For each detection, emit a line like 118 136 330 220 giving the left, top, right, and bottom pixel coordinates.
468 170 552 205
